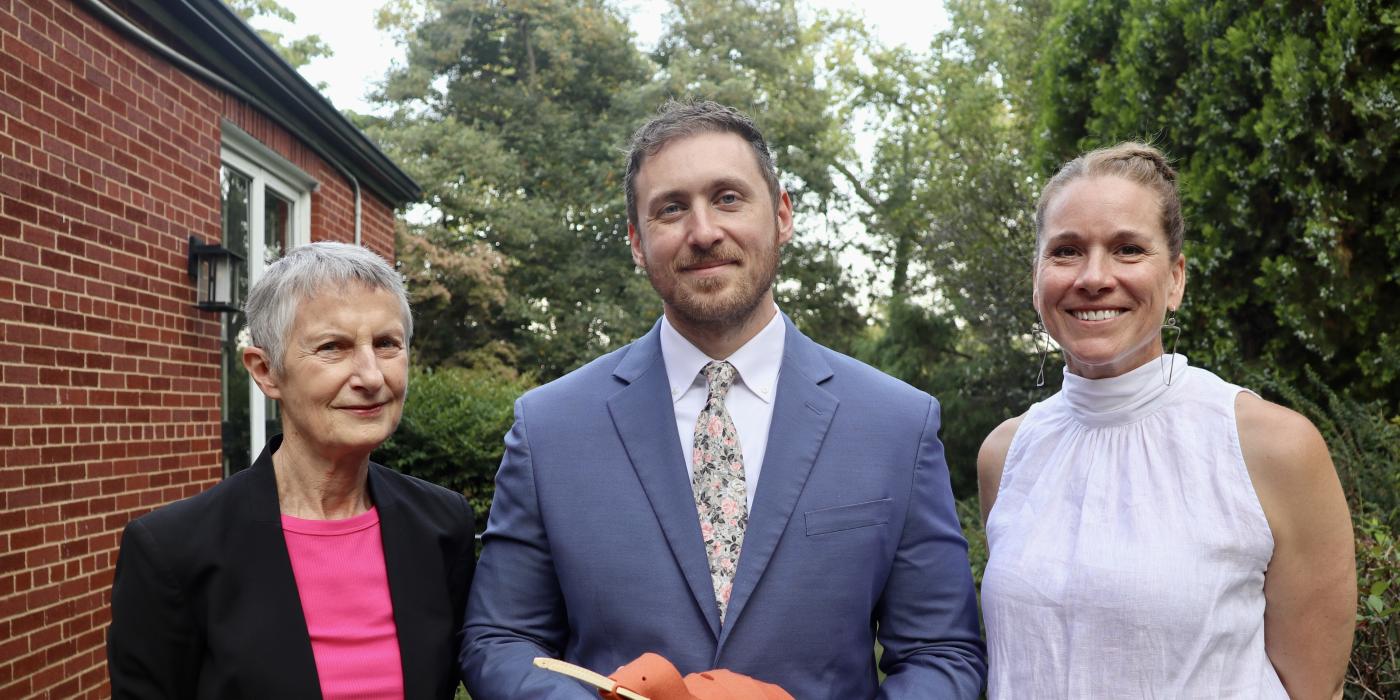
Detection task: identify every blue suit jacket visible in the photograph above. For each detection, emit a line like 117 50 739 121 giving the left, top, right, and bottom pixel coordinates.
462 317 985 698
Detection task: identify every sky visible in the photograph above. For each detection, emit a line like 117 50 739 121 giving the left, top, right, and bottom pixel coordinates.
266 0 950 116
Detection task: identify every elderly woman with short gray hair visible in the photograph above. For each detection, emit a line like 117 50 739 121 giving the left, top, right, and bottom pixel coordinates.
108 241 475 699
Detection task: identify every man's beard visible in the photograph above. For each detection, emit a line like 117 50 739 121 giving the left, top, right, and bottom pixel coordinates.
647 242 780 329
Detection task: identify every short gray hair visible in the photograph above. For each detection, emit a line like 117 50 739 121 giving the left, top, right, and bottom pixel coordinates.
624 99 781 229
243 241 412 375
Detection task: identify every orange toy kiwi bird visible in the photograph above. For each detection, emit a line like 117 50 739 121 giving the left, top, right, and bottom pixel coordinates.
601 653 794 700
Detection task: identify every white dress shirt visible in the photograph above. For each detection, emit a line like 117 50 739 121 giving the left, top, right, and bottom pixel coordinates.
660 309 785 509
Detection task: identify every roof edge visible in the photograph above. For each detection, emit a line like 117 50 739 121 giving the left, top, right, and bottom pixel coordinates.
104 0 421 206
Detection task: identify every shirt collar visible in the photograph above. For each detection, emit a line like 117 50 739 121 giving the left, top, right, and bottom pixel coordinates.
659 308 786 404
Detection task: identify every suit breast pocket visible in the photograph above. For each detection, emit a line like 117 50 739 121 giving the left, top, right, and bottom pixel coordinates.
804 498 893 536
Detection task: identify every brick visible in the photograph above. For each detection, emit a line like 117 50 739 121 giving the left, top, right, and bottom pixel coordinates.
2 228 41 262
2 196 38 224
22 345 55 365
39 367 68 386
54 349 82 367
10 525 43 549
29 665 66 697
21 263 54 287
24 465 57 485
39 327 70 348
39 248 70 272
22 303 54 325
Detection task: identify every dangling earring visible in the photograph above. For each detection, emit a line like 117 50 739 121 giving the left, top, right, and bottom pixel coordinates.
1033 319 1051 388
1161 309 1181 386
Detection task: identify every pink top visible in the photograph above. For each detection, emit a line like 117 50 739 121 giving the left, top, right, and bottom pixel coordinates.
283 507 405 700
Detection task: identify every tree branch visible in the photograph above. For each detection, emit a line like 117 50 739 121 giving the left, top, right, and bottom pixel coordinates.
830 160 882 210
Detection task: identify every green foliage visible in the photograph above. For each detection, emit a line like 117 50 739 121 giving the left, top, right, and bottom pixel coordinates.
1242 367 1400 694
1252 366 1400 532
956 495 989 586
369 0 869 378
833 0 1055 495
775 241 866 358
855 298 1056 497
375 366 534 530
1350 516 1399 697
828 0 1047 304
394 222 515 370
224 0 333 70
1033 0 1400 411
368 0 658 378
653 0 853 205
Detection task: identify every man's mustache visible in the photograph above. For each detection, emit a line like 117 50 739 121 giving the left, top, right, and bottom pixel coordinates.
675 247 742 270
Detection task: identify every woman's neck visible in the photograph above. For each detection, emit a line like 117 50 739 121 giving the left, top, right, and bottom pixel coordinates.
271 438 373 520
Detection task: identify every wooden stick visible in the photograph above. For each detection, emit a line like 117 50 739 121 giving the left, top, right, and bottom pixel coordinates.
532 657 651 700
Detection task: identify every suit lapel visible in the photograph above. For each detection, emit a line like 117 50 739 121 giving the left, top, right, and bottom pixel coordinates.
241 437 324 697
370 465 440 700
607 323 722 639
718 319 837 646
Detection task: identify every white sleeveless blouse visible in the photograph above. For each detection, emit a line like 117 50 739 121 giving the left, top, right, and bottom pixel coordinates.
982 355 1286 698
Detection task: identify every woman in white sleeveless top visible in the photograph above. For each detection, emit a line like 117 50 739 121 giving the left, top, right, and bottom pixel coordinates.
977 143 1355 698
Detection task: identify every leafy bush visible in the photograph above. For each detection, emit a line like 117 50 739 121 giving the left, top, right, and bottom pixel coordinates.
1243 367 1400 695
1253 367 1400 532
956 495 989 588
375 365 534 533
1034 0 1400 411
1350 516 1399 698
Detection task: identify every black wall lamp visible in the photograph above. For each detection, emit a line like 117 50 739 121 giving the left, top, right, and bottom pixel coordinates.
187 235 244 313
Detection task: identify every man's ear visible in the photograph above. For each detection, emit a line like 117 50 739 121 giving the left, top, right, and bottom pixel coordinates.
775 190 794 246
628 222 646 269
242 346 282 401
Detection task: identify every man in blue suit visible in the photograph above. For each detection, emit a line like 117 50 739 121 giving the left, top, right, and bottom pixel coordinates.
461 100 985 698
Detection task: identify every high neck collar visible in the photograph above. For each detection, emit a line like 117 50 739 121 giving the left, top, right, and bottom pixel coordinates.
1059 354 1189 426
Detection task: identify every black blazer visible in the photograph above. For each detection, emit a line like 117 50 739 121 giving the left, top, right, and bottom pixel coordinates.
107 436 475 699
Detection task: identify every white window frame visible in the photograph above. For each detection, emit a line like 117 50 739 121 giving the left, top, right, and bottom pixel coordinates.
220 120 316 466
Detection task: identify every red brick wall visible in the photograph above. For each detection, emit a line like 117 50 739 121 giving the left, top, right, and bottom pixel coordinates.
0 1 400 697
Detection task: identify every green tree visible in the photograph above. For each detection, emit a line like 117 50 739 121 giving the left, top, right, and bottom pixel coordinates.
833 0 1054 492
395 222 514 370
1033 0 1400 411
375 366 534 531
370 0 872 372
224 0 333 70
368 0 658 377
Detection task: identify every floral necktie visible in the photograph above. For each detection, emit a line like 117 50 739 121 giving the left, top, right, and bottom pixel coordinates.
692 360 747 622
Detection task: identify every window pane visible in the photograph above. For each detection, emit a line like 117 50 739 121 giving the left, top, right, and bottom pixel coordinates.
263 189 293 443
264 189 292 264
222 315 251 476
220 166 252 303
219 165 253 476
